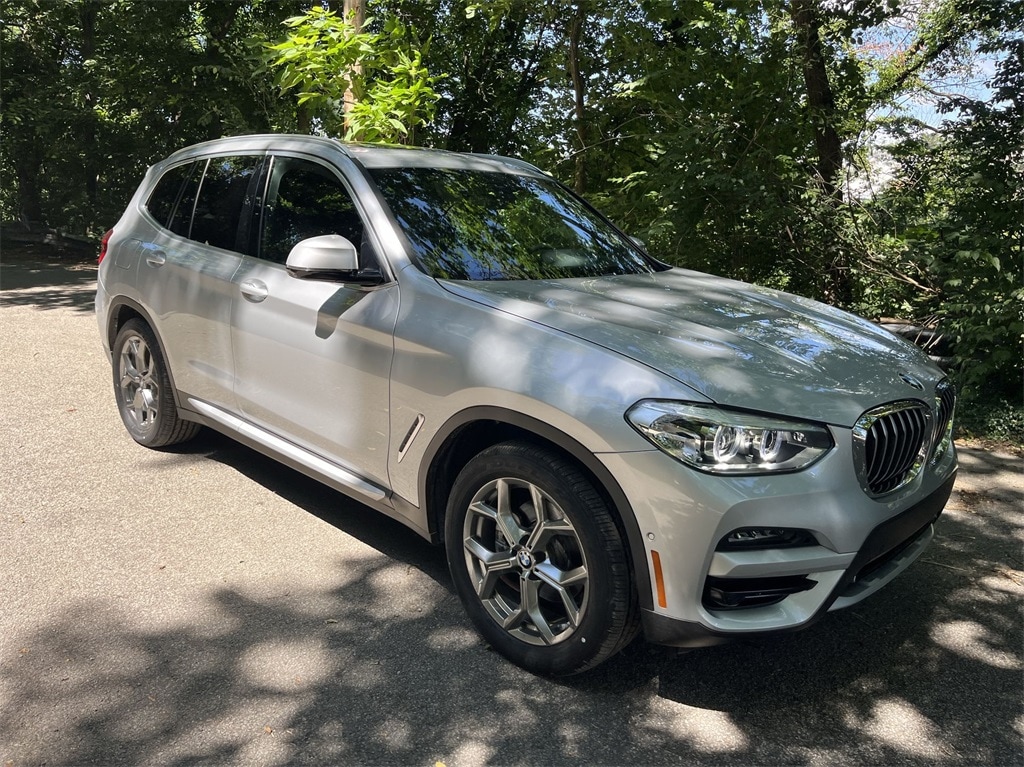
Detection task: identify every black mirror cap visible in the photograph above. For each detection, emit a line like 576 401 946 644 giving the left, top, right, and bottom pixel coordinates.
287 266 386 286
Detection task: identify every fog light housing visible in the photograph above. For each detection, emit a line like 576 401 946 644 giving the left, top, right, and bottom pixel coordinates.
704 575 817 610
717 527 817 551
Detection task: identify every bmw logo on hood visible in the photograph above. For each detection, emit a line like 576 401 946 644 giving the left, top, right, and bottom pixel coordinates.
899 372 925 390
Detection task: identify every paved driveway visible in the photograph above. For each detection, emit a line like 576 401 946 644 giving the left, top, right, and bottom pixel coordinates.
1 254 1021 766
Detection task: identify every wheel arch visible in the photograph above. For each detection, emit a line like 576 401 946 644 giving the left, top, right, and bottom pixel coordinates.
105 296 150 350
105 297 190 415
419 406 654 612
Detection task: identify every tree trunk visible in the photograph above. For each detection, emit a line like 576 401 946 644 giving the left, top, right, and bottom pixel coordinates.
343 0 366 135
568 4 587 195
790 0 852 305
80 2 98 209
296 103 312 135
449 13 535 154
199 1 246 140
16 148 45 226
790 0 842 198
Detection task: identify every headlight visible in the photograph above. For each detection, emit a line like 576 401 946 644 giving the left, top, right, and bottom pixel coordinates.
625 401 834 474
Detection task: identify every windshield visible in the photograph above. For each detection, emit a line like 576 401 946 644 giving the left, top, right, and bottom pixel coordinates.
368 166 660 280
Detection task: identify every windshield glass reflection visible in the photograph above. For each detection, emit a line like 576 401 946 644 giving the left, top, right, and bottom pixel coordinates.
369 167 660 281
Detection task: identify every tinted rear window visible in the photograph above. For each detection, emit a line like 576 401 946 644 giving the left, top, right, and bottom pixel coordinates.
145 162 196 229
190 155 262 251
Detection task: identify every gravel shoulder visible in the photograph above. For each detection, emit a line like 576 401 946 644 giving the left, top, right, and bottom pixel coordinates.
1 254 1021 766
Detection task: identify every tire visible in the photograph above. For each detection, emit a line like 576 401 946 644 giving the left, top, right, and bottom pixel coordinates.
111 319 200 448
445 441 639 675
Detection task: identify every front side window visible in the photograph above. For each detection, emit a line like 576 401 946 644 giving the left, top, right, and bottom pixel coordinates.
368 167 659 280
190 155 262 251
259 157 366 265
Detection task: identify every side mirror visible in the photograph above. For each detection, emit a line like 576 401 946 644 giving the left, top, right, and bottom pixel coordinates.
285 235 384 285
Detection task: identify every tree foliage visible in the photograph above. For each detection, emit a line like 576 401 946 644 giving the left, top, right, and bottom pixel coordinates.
264 5 440 143
1 0 301 231
866 0 1023 397
1 0 1019 417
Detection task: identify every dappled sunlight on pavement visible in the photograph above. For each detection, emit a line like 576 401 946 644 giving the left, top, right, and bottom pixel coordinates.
1 257 1021 765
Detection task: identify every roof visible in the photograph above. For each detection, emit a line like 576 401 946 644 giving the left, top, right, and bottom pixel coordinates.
161 134 546 177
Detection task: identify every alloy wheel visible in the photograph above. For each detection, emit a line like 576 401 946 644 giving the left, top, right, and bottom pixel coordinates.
461 477 589 645
118 334 159 434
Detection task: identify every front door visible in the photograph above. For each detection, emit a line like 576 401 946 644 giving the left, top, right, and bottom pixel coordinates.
230 155 397 488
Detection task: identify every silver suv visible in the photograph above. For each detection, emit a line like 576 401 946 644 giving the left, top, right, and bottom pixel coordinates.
96 134 958 675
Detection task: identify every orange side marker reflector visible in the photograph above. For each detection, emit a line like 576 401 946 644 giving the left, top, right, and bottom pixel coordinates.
651 550 667 608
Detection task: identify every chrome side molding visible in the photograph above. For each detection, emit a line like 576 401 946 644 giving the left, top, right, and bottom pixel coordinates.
187 398 388 502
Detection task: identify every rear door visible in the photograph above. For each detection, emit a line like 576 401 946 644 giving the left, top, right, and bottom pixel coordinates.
137 154 263 409
230 154 398 489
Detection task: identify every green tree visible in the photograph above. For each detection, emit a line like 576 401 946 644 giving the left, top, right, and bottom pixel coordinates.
1 0 300 233
869 1 1023 398
577 2 861 297
264 4 440 143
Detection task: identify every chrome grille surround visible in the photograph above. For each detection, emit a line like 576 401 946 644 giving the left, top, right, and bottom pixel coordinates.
853 400 932 497
930 379 956 465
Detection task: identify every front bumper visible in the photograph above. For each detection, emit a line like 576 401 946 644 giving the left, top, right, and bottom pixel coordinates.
599 430 958 648
640 472 955 647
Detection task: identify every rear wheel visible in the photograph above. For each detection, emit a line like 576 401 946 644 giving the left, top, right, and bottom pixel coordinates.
112 319 200 448
445 441 638 675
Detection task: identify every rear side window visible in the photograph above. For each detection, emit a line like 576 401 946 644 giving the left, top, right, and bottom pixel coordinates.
189 155 262 252
144 162 196 229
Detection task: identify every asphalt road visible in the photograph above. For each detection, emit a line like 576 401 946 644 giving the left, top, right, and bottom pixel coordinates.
2 253 1022 767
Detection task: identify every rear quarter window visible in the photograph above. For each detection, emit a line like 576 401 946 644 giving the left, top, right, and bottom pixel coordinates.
144 162 196 229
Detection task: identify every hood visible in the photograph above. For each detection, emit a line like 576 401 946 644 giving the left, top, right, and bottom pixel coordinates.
440 269 944 426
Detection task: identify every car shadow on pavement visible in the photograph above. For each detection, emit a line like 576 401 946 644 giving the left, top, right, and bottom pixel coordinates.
2 449 1020 760
162 429 455 590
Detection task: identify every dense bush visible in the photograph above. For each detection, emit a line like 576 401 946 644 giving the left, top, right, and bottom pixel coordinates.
956 395 1024 445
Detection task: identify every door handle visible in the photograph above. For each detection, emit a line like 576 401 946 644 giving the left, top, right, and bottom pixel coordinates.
239 279 269 302
145 249 166 266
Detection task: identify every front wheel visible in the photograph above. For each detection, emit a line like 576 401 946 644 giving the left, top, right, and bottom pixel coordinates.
445 441 638 675
111 319 200 448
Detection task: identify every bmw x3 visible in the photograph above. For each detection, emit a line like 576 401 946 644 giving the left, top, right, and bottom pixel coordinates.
96 134 958 675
